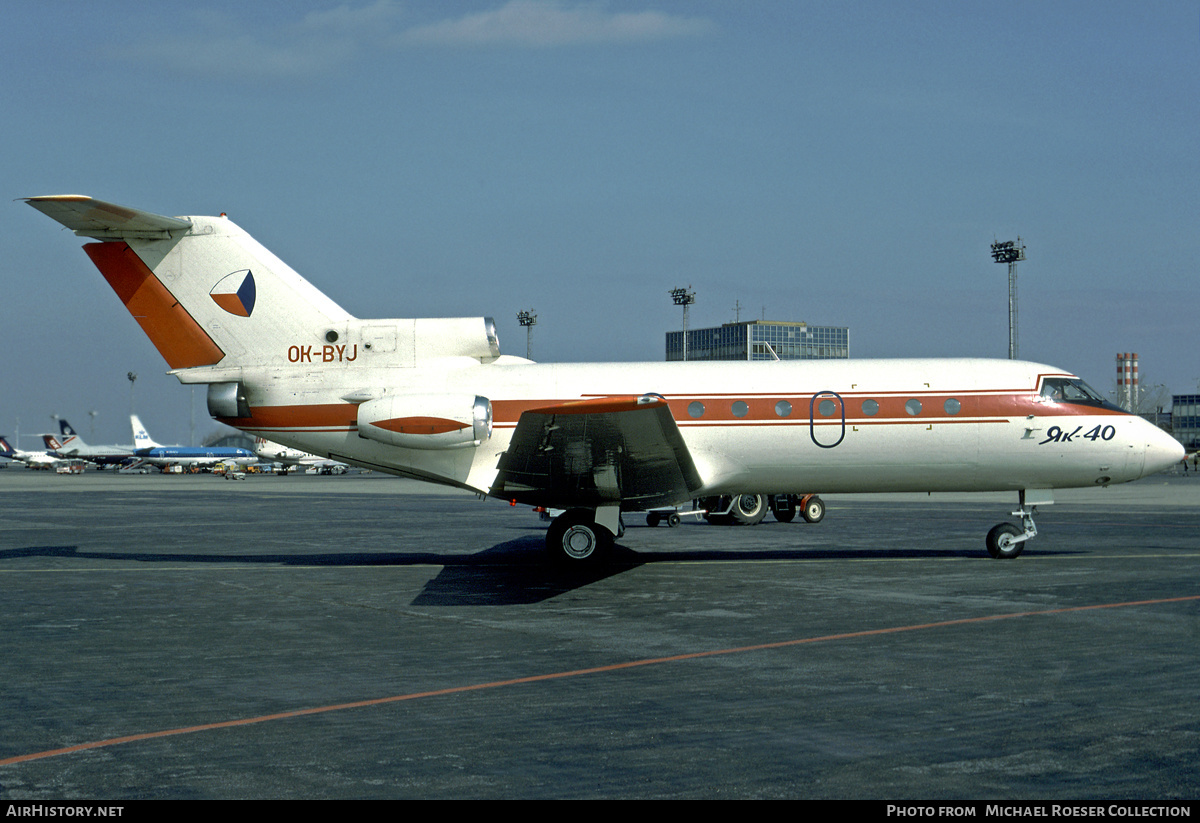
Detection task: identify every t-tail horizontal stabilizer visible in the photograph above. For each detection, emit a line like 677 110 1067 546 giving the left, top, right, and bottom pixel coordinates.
24 196 192 240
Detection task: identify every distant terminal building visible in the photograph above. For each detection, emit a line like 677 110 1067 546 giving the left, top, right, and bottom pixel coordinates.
666 320 849 362
1171 394 1199 451
206 431 255 451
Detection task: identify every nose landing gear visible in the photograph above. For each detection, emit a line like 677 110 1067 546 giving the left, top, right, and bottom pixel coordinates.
986 489 1052 559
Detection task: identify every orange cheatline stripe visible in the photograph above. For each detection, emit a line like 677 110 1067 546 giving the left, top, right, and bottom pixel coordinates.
527 395 660 415
216 404 359 429
218 391 1128 432
3 594 1195 767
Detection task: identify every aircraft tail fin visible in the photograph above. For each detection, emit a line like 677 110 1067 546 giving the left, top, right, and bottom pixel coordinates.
0 437 14 458
25 195 354 373
130 415 161 450
54 420 85 451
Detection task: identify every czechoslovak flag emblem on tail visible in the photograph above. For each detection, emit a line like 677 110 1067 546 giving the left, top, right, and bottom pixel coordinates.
210 270 256 317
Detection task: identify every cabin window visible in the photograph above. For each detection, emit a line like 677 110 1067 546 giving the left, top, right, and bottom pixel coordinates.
731 401 749 418
817 399 837 417
775 400 792 417
688 401 705 418
905 399 922 415
944 398 961 415
862 399 879 416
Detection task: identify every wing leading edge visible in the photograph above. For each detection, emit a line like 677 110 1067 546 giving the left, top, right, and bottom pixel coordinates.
491 394 703 510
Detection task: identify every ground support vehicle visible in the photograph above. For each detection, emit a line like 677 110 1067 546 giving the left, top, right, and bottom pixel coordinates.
696 493 825 526
645 506 708 527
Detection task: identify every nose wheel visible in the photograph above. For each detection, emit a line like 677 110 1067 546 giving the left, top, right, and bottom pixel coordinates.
986 491 1047 559
986 522 1027 559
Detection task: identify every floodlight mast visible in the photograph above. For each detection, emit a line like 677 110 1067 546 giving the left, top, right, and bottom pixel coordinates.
127 371 137 418
990 238 1026 359
670 286 696 361
516 310 537 360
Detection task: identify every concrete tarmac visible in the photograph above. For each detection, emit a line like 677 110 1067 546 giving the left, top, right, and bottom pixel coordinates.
0 469 1197 799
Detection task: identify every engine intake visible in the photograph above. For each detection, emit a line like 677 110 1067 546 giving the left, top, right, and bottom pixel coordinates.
207 382 251 419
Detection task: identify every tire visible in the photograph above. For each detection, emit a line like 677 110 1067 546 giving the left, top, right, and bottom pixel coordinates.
547 510 612 565
773 496 797 523
986 522 1024 559
667 513 681 527
731 494 767 526
646 512 661 527
801 495 826 524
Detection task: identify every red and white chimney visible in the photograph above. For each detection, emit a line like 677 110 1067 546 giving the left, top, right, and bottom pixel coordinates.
1116 352 1139 411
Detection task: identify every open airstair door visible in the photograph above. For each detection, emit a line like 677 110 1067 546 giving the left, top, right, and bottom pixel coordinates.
491 394 703 511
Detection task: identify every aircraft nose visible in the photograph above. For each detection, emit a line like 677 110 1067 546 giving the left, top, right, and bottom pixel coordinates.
1142 424 1185 476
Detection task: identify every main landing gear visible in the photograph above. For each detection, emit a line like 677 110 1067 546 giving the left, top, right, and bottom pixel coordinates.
985 490 1051 559
545 506 622 565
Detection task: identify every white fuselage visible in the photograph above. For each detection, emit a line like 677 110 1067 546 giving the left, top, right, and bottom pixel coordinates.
136 448 257 469
215 356 1182 504
8 449 66 469
254 438 345 469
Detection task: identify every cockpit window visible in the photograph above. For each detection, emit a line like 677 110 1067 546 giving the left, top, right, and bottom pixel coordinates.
1039 378 1123 411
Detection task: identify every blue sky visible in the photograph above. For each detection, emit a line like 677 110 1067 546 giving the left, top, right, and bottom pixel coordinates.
5 1 1198 446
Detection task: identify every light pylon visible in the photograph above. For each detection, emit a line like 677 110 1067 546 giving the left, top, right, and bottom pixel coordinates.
990 238 1026 359
670 286 696 361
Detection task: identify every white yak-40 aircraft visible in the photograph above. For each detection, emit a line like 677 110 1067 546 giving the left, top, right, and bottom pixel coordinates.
26 195 1184 564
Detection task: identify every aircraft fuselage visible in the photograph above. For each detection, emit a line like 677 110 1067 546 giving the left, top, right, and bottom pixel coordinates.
203 357 1178 499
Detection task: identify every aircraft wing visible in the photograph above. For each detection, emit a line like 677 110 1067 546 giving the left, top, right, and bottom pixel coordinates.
490 394 703 510
23 195 191 240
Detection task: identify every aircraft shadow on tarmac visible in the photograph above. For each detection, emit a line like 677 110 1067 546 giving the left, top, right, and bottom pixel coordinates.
0 539 627 605
410 540 1036 606
1 538 1084 607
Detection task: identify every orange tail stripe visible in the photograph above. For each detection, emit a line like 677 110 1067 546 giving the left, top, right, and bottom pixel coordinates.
84 242 225 369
